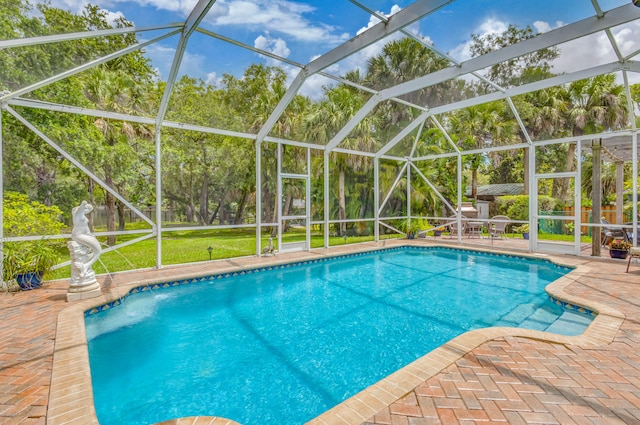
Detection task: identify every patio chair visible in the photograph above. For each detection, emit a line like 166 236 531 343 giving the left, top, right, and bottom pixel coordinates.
627 246 640 273
488 215 510 239
601 218 627 246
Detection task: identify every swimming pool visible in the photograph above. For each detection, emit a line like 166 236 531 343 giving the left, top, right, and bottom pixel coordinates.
85 246 584 425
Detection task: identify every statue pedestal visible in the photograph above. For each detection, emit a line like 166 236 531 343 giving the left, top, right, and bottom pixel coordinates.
66 240 102 302
67 281 102 301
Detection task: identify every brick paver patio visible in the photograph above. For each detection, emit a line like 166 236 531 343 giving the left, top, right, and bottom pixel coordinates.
1 240 640 425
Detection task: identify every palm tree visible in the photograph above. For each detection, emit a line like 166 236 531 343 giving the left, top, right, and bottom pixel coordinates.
513 85 568 194
447 101 517 200
556 75 629 202
82 66 153 245
304 76 378 235
364 37 456 107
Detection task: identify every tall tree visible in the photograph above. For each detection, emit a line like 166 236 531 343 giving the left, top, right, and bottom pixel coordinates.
304 73 378 235
448 101 517 200
469 24 559 194
81 66 155 244
556 75 629 202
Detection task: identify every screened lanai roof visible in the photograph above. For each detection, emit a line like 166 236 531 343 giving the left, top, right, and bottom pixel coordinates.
1 0 639 159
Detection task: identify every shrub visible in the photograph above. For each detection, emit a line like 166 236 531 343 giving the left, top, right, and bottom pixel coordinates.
2 192 65 286
494 195 560 221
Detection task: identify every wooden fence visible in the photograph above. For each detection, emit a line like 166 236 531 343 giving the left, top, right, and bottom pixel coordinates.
563 206 632 234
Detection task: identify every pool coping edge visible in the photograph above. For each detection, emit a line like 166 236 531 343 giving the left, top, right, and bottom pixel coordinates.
46 242 625 425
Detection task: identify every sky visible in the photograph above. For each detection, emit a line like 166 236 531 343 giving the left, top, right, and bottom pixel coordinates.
35 0 640 99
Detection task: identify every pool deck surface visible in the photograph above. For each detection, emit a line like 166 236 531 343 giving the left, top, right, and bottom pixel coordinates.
2 238 640 425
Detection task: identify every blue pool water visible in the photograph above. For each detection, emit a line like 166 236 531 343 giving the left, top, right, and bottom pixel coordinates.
86 247 585 425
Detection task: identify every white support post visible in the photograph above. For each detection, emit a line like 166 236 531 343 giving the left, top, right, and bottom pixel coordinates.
615 161 624 225
324 150 330 248
575 140 582 256
407 159 411 226
633 132 638 248
374 158 379 242
154 132 162 268
529 143 536 251
0 106 3 287
306 147 311 251
456 153 462 242
277 144 283 252
256 140 262 255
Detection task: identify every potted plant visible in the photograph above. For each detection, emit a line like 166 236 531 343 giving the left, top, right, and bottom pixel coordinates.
514 224 530 240
398 218 428 239
609 239 631 259
3 240 61 290
2 192 65 290
432 226 445 237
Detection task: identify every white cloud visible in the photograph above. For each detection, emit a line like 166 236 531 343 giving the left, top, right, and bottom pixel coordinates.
445 15 640 89
448 18 508 62
205 71 220 87
144 43 210 81
208 0 350 44
46 0 350 45
337 5 416 77
103 9 127 26
254 34 291 62
41 0 127 25
550 20 640 81
551 32 618 75
532 20 564 33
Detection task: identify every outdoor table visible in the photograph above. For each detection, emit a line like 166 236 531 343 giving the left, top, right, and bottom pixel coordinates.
467 221 484 238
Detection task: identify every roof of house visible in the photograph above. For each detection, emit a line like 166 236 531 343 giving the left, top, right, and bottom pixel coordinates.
465 183 525 197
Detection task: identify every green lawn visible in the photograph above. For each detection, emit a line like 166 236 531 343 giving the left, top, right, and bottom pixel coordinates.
43 224 590 281
48 226 403 279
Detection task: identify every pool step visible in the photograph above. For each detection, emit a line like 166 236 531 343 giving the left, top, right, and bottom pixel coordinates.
498 303 592 336
543 310 593 336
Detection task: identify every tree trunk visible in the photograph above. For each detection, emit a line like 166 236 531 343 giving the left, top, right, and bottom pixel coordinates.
208 202 221 225
35 160 56 206
339 164 346 236
359 187 369 219
185 204 194 222
105 174 116 246
234 188 249 225
198 175 209 225
554 138 578 202
116 200 126 231
218 194 227 225
471 168 478 200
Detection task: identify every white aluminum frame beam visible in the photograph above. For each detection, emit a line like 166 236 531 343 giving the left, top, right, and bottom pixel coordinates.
152 0 218 268
409 162 456 214
427 62 635 117
307 0 454 76
349 0 507 94
375 111 431 159
258 0 453 150
7 97 410 162
0 30 180 103
0 23 182 49
5 106 156 228
379 3 640 102
378 161 409 215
